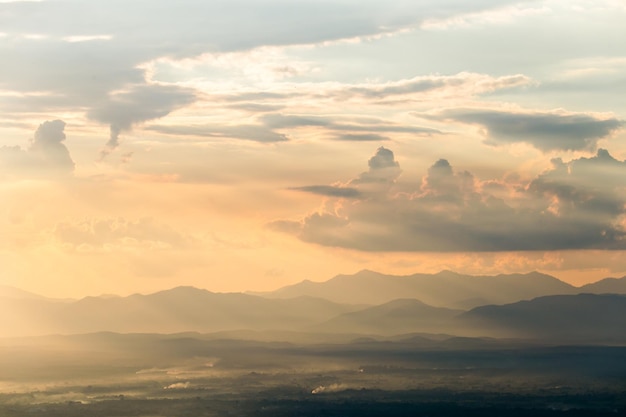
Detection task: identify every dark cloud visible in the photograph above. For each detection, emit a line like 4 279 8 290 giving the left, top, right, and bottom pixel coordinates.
87 85 196 157
423 108 623 152
0 120 74 178
271 148 626 252
289 185 362 199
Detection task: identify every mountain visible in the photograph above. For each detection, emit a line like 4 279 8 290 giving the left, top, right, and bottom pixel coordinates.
459 294 626 343
0 286 360 337
262 270 577 308
579 276 626 294
310 298 463 335
0 285 48 300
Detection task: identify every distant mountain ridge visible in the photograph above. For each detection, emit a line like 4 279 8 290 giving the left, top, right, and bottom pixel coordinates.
4 271 626 342
260 270 579 308
579 276 626 293
459 293 626 343
0 287 360 337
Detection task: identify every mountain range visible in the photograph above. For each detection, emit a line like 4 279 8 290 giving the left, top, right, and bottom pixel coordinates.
3 270 626 342
258 269 626 308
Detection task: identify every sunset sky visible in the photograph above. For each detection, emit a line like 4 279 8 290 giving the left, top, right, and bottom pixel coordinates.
1 0 625 298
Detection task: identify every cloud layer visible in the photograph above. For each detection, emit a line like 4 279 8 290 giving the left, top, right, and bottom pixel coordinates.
273 147 626 252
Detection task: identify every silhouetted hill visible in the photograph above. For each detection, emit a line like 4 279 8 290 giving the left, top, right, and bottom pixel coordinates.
0 287 360 337
263 270 576 308
459 294 626 343
579 276 626 294
311 298 462 335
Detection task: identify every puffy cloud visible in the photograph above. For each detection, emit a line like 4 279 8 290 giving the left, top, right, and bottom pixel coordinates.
350 146 402 189
0 120 74 178
421 108 623 152
272 148 626 252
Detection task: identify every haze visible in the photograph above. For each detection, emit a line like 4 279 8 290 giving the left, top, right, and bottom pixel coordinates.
0 0 625 298
1 2 626 415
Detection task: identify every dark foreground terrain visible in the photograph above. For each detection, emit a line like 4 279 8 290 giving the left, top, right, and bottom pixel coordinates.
1 332 625 416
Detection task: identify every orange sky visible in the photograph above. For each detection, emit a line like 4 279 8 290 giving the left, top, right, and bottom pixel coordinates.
1 0 626 298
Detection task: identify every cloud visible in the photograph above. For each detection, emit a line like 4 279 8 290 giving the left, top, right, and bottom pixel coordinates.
0 1 528 53
87 85 197 157
149 113 436 143
147 123 288 143
271 148 626 252
421 108 623 151
350 146 402 188
333 133 389 142
337 73 531 100
261 113 439 136
289 185 362 199
0 120 74 178
214 73 531 108
0 0 529 148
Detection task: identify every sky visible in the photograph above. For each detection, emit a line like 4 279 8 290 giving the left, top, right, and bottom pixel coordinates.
1 0 625 298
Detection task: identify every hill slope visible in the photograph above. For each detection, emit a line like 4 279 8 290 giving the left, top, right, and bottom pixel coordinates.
459 293 626 342
311 298 463 335
579 276 626 294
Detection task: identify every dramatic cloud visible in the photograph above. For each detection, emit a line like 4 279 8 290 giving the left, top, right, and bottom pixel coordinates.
422 108 623 151
87 85 196 157
0 120 74 177
273 148 626 252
